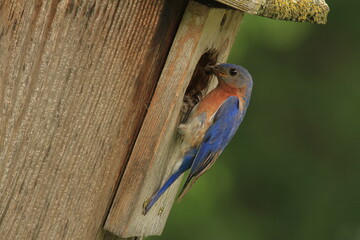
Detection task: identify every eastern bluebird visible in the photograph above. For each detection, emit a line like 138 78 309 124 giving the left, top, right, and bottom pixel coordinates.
143 63 253 215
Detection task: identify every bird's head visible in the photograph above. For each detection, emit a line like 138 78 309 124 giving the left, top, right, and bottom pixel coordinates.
205 63 252 89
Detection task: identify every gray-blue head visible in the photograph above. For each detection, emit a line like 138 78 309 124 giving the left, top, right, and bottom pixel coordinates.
205 63 253 89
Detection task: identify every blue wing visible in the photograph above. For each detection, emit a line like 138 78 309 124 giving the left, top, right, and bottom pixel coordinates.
178 96 243 199
143 96 245 214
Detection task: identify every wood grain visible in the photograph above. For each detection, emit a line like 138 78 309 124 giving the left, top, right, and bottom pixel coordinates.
104 0 244 237
96 230 142 240
0 0 187 239
215 0 329 24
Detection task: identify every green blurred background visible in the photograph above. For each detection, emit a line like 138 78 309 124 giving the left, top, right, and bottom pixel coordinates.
151 1 360 239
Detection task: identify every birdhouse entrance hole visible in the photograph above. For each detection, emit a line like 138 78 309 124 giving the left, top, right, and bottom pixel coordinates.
181 49 218 122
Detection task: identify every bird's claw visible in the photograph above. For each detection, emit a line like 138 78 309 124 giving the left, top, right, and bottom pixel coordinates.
181 93 204 122
181 95 193 114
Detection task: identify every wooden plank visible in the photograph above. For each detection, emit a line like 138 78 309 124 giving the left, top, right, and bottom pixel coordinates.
214 0 329 24
104 0 244 237
0 0 187 239
96 230 142 240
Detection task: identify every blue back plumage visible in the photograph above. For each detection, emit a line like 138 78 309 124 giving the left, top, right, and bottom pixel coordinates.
143 63 253 215
178 96 243 198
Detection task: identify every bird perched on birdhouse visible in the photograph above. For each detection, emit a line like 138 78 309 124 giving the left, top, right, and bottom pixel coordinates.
143 63 253 214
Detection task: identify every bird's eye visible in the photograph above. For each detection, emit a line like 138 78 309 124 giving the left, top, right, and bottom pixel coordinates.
229 68 237 76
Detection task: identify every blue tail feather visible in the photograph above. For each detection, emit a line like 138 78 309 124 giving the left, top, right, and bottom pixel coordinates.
143 149 196 215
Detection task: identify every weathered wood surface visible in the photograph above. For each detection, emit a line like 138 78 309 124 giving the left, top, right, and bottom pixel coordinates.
214 0 329 24
104 0 244 237
96 230 142 240
0 0 187 239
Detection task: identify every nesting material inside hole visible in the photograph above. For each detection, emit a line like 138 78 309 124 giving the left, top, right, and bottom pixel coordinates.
181 49 218 123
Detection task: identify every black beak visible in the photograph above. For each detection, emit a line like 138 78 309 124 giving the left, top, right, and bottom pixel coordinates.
204 65 216 75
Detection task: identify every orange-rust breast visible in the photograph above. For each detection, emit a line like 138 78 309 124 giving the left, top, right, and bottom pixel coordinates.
183 84 247 148
196 85 245 117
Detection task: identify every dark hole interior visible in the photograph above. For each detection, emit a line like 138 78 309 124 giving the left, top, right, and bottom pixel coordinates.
181 49 218 123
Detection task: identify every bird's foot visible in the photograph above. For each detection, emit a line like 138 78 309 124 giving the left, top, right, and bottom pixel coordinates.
181 93 203 123
181 95 194 115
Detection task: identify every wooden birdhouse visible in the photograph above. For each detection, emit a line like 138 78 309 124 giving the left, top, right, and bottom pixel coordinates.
0 0 329 239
